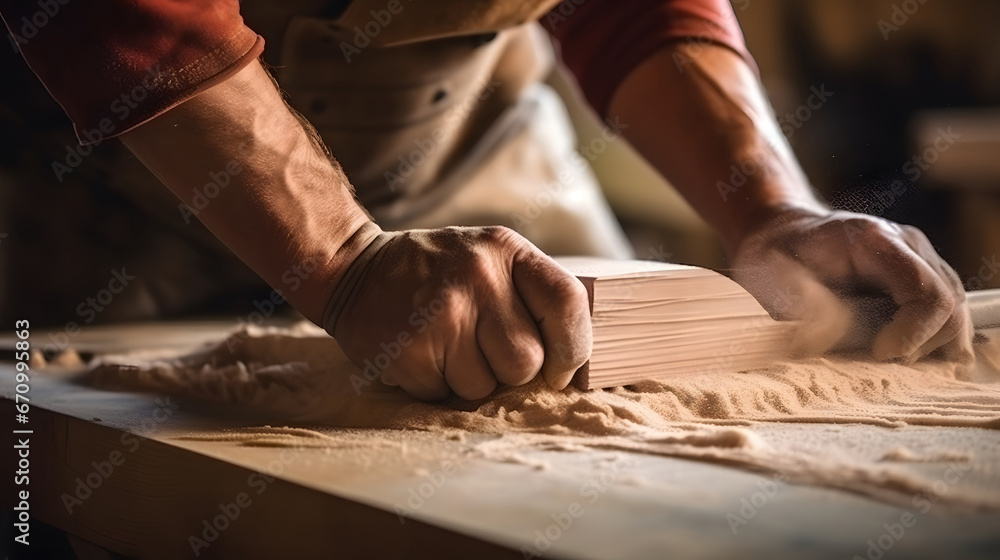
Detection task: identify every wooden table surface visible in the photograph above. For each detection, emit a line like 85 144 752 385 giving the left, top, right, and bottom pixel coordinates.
3 357 1000 560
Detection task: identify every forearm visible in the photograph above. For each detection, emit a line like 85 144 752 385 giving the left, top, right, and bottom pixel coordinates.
609 43 825 254
122 60 373 323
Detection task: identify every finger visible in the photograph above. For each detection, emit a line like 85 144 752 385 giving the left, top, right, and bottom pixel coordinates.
737 249 848 353
477 295 545 387
510 247 592 390
899 226 973 363
906 256 961 360
379 344 451 401
913 295 973 364
850 233 953 360
383 366 450 401
443 336 498 400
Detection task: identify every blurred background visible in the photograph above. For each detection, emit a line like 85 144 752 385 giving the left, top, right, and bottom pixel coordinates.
1 0 999 328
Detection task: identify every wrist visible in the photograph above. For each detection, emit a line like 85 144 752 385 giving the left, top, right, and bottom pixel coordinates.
724 199 829 257
297 216 382 325
321 223 404 337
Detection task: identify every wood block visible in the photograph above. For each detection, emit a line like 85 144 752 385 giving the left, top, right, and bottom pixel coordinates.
557 257 793 390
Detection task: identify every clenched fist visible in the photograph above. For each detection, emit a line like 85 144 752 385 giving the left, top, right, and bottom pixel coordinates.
326 225 592 400
732 207 973 364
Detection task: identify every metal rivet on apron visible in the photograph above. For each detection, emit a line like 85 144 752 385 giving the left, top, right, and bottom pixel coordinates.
432 90 448 103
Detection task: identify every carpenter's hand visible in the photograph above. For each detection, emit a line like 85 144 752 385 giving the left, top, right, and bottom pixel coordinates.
732 207 973 363
331 226 592 400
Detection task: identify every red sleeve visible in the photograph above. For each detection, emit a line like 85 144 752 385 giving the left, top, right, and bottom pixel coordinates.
544 0 757 117
0 1 263 145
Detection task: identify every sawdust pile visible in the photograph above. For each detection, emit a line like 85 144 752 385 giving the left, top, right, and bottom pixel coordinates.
86 322 1000 511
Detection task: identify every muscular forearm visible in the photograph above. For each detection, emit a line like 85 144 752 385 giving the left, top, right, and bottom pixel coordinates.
121 60 373 324
608 43 971 363
609 43 823 254
118 57 592 400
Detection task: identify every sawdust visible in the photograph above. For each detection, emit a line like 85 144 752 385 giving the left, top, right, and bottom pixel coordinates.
879 446 973 463
85 322 1000 511
176 426 404 449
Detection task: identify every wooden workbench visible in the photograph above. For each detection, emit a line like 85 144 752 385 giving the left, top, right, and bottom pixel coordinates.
3 355 1000 559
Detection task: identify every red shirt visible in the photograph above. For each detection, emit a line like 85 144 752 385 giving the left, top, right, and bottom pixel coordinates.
0 0 751 144
546 0 753 116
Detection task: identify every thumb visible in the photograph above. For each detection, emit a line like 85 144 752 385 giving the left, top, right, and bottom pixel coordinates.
510 247 592 389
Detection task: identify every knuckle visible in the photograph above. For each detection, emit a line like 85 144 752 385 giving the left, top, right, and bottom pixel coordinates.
501 348 544 385
435 296 466 328
915 285 954 315
483 225 529 252
938 289 956 311
900 224 931 246
418 288 469 338
939 309 964 337
552 276 590 309
467 251 498 281
852 219 887 239
951 282 967 304
481 225 516 242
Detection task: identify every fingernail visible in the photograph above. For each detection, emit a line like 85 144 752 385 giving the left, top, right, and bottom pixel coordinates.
550 371 574 390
